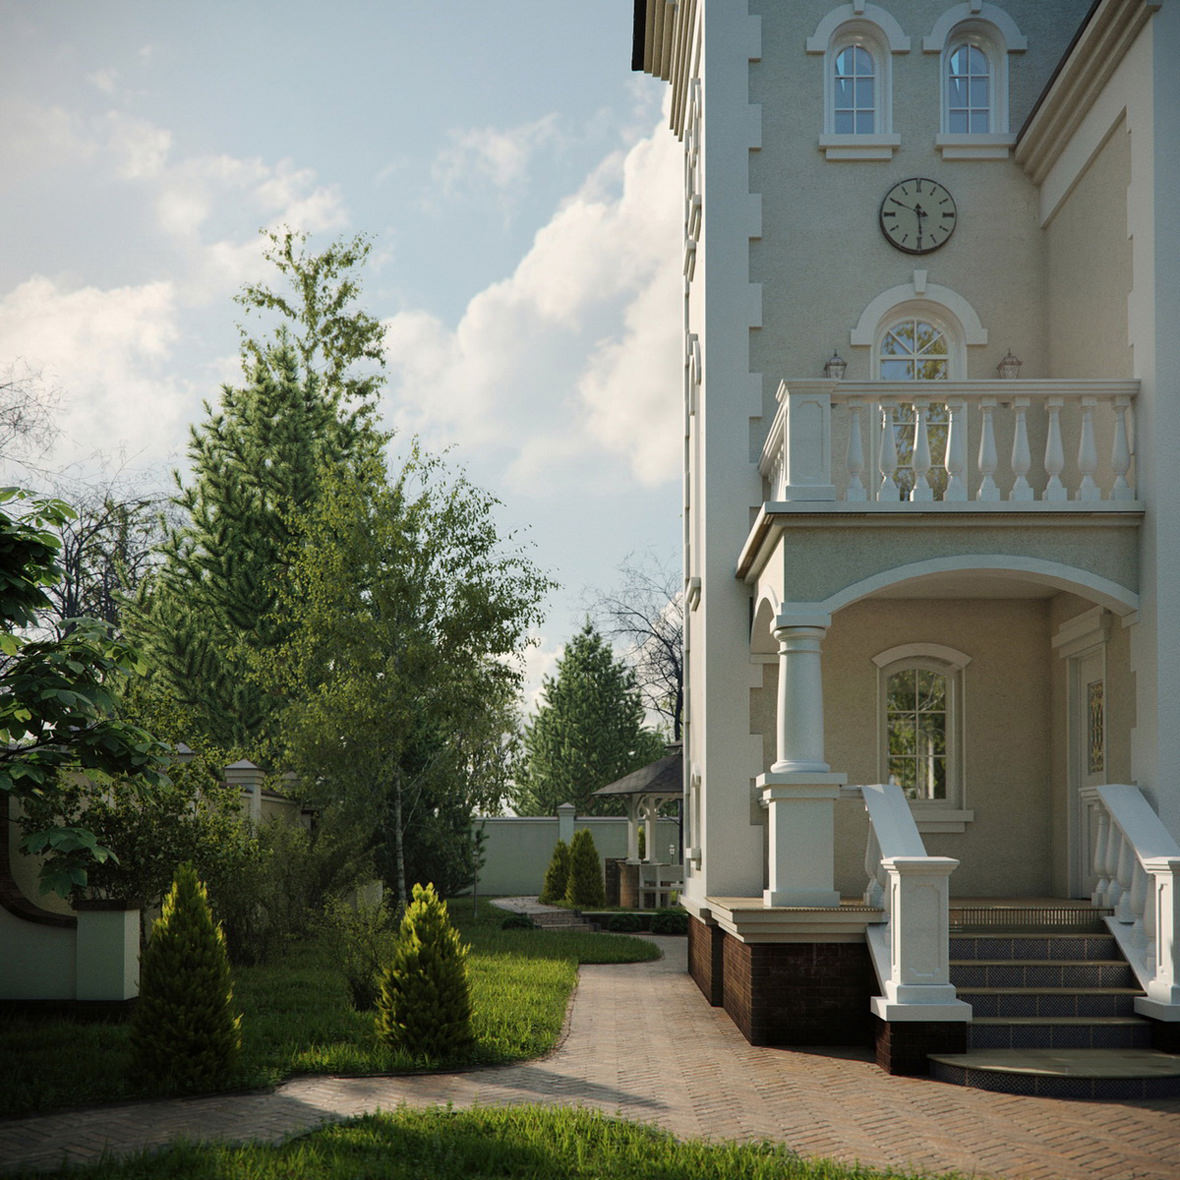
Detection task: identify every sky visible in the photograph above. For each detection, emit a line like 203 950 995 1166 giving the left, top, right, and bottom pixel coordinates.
0 0 683 708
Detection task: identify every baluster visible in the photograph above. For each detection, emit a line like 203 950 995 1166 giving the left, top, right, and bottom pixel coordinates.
1077 396 1101 501
1115 833 1136 923
1142 869 1158 979
1106 829 1125 913
1128 860 1149 948
1091 805 1111 907
878 402 900 501
1043 397 1067 502
1008 396 1034 501
943 398 968 502
977 397 1000 501
1111 395 1134 501
910 399 934 502
845 402 868 502
863 826 884 908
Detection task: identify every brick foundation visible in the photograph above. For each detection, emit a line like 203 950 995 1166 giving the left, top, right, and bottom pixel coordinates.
720 935 875 1046
874 1017 968 1075
687 915 725 1005
1149 1018 1180 1053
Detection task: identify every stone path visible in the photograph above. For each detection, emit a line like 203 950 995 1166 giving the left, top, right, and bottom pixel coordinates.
3 933 1180 1178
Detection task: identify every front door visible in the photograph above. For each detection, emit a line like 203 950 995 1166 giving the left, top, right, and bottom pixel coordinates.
1068 645 1106 898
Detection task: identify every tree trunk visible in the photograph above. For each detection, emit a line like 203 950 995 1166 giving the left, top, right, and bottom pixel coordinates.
393 765 408 915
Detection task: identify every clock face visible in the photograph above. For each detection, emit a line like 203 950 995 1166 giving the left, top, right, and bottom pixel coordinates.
879 177 957 255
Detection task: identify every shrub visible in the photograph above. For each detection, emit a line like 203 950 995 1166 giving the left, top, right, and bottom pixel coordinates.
538 838 570 904
607 913 643 933
129 863 242 1091
375 883 472 1058
499 913 535 930
650 908 688 935
564 829 605 908
320 894 400 1009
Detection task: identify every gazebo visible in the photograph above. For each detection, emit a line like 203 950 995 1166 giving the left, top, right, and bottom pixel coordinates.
593 750 683 908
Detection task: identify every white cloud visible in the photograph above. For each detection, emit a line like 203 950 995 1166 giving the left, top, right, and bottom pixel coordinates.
382 115 682 491
432 114 562 196
87 68 119 95
0 276 191 475
0 97 95 178
103 111 171 179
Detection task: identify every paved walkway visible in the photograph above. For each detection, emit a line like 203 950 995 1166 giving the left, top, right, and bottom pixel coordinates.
3 930 1180 1178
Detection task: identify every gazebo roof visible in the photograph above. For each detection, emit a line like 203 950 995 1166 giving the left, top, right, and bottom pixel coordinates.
592 750 682 799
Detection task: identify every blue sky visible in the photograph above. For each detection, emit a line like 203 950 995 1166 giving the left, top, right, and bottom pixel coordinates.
0 0 682 705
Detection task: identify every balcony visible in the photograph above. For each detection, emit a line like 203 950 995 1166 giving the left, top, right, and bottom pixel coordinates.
759 378 1140 508
737 378 1144 589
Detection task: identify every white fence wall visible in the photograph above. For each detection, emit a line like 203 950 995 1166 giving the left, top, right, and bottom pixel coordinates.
472 815 681 897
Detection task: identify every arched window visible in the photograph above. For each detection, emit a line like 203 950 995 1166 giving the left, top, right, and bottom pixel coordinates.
834 43 877 134
874 644 971 813
875 308 960 498
807 5 909 160
924 5 1025 158
946 41 991 133
879 316 952 381
886 664 950 799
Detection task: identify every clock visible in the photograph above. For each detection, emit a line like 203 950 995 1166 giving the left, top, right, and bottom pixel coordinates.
879 177 957 255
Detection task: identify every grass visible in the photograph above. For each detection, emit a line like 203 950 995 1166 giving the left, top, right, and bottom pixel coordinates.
6 1106 950 1180
0 898 658 1118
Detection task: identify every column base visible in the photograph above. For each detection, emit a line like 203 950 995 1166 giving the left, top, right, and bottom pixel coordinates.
764 887 841 908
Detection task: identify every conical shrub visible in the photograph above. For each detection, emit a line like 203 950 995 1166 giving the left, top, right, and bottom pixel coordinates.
375 882 472 1058
538 838 570 904
565 828 605 908
129 863 241 1091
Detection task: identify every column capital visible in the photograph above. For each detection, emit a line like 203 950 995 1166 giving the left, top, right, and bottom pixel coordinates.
774 605 831 631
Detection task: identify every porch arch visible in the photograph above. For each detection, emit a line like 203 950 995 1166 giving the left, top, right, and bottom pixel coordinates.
819 555 1139 616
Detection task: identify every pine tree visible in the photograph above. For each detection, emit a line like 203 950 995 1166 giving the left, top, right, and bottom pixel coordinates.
514 622 666 816
130 863 241 1091
565 829 606 908
538 839 570 904
375 883 472 1058
127 233 387 748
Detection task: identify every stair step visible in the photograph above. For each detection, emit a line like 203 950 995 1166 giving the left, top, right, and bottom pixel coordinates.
951 961 1136 988
968 1016 1152 1051
959 987 1140 1018
929 1049 1180 1099
950 934 1118 961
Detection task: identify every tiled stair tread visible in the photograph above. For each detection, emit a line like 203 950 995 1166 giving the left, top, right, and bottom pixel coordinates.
928 1049 1180 1079
970 1015 1146 1026
956 986 1141 995
948 953 1123 962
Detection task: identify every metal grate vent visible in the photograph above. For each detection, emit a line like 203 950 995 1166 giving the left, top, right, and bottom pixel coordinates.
949 906 1113 932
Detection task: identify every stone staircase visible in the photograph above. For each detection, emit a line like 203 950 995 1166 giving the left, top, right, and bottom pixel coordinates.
928 909 1180 1098
527 909 598 934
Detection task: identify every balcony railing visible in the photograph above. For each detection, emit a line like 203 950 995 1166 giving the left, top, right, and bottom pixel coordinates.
761 379 1140 507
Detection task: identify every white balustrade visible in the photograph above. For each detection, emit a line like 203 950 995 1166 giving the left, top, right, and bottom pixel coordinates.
859 782 971 1020
1082 784 1180 1015
759 380 1140 507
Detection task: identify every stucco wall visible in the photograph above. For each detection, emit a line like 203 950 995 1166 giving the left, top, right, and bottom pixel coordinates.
748 0 1090 410
474 816 680 898
1045 115 1133 378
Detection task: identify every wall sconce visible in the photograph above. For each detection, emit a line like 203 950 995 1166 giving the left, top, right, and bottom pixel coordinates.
823 351 847 380
996 349 1023 379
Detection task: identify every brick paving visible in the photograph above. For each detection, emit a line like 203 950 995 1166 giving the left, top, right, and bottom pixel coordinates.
3 934 1180 1178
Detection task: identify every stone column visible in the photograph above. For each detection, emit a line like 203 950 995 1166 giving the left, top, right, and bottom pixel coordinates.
74 900 140 1001
758 607 845 908
556 803 575 846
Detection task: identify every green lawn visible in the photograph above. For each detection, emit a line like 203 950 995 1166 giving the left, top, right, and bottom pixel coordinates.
0 899 658 1118
6 1107 953 1180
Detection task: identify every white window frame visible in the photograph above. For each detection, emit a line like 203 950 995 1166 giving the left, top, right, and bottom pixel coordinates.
807 4 909 161
924 4 1026 159
874 642 974 832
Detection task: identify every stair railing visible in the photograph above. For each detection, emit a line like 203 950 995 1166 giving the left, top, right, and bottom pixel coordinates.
1084 783 1180 1013
859 783 971 1020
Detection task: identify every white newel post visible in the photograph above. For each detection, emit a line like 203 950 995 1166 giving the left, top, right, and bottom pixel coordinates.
872 856 964 1013
758 608 845 908
556 802 576 846
779 383 836 501
1141 857 1180 1011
